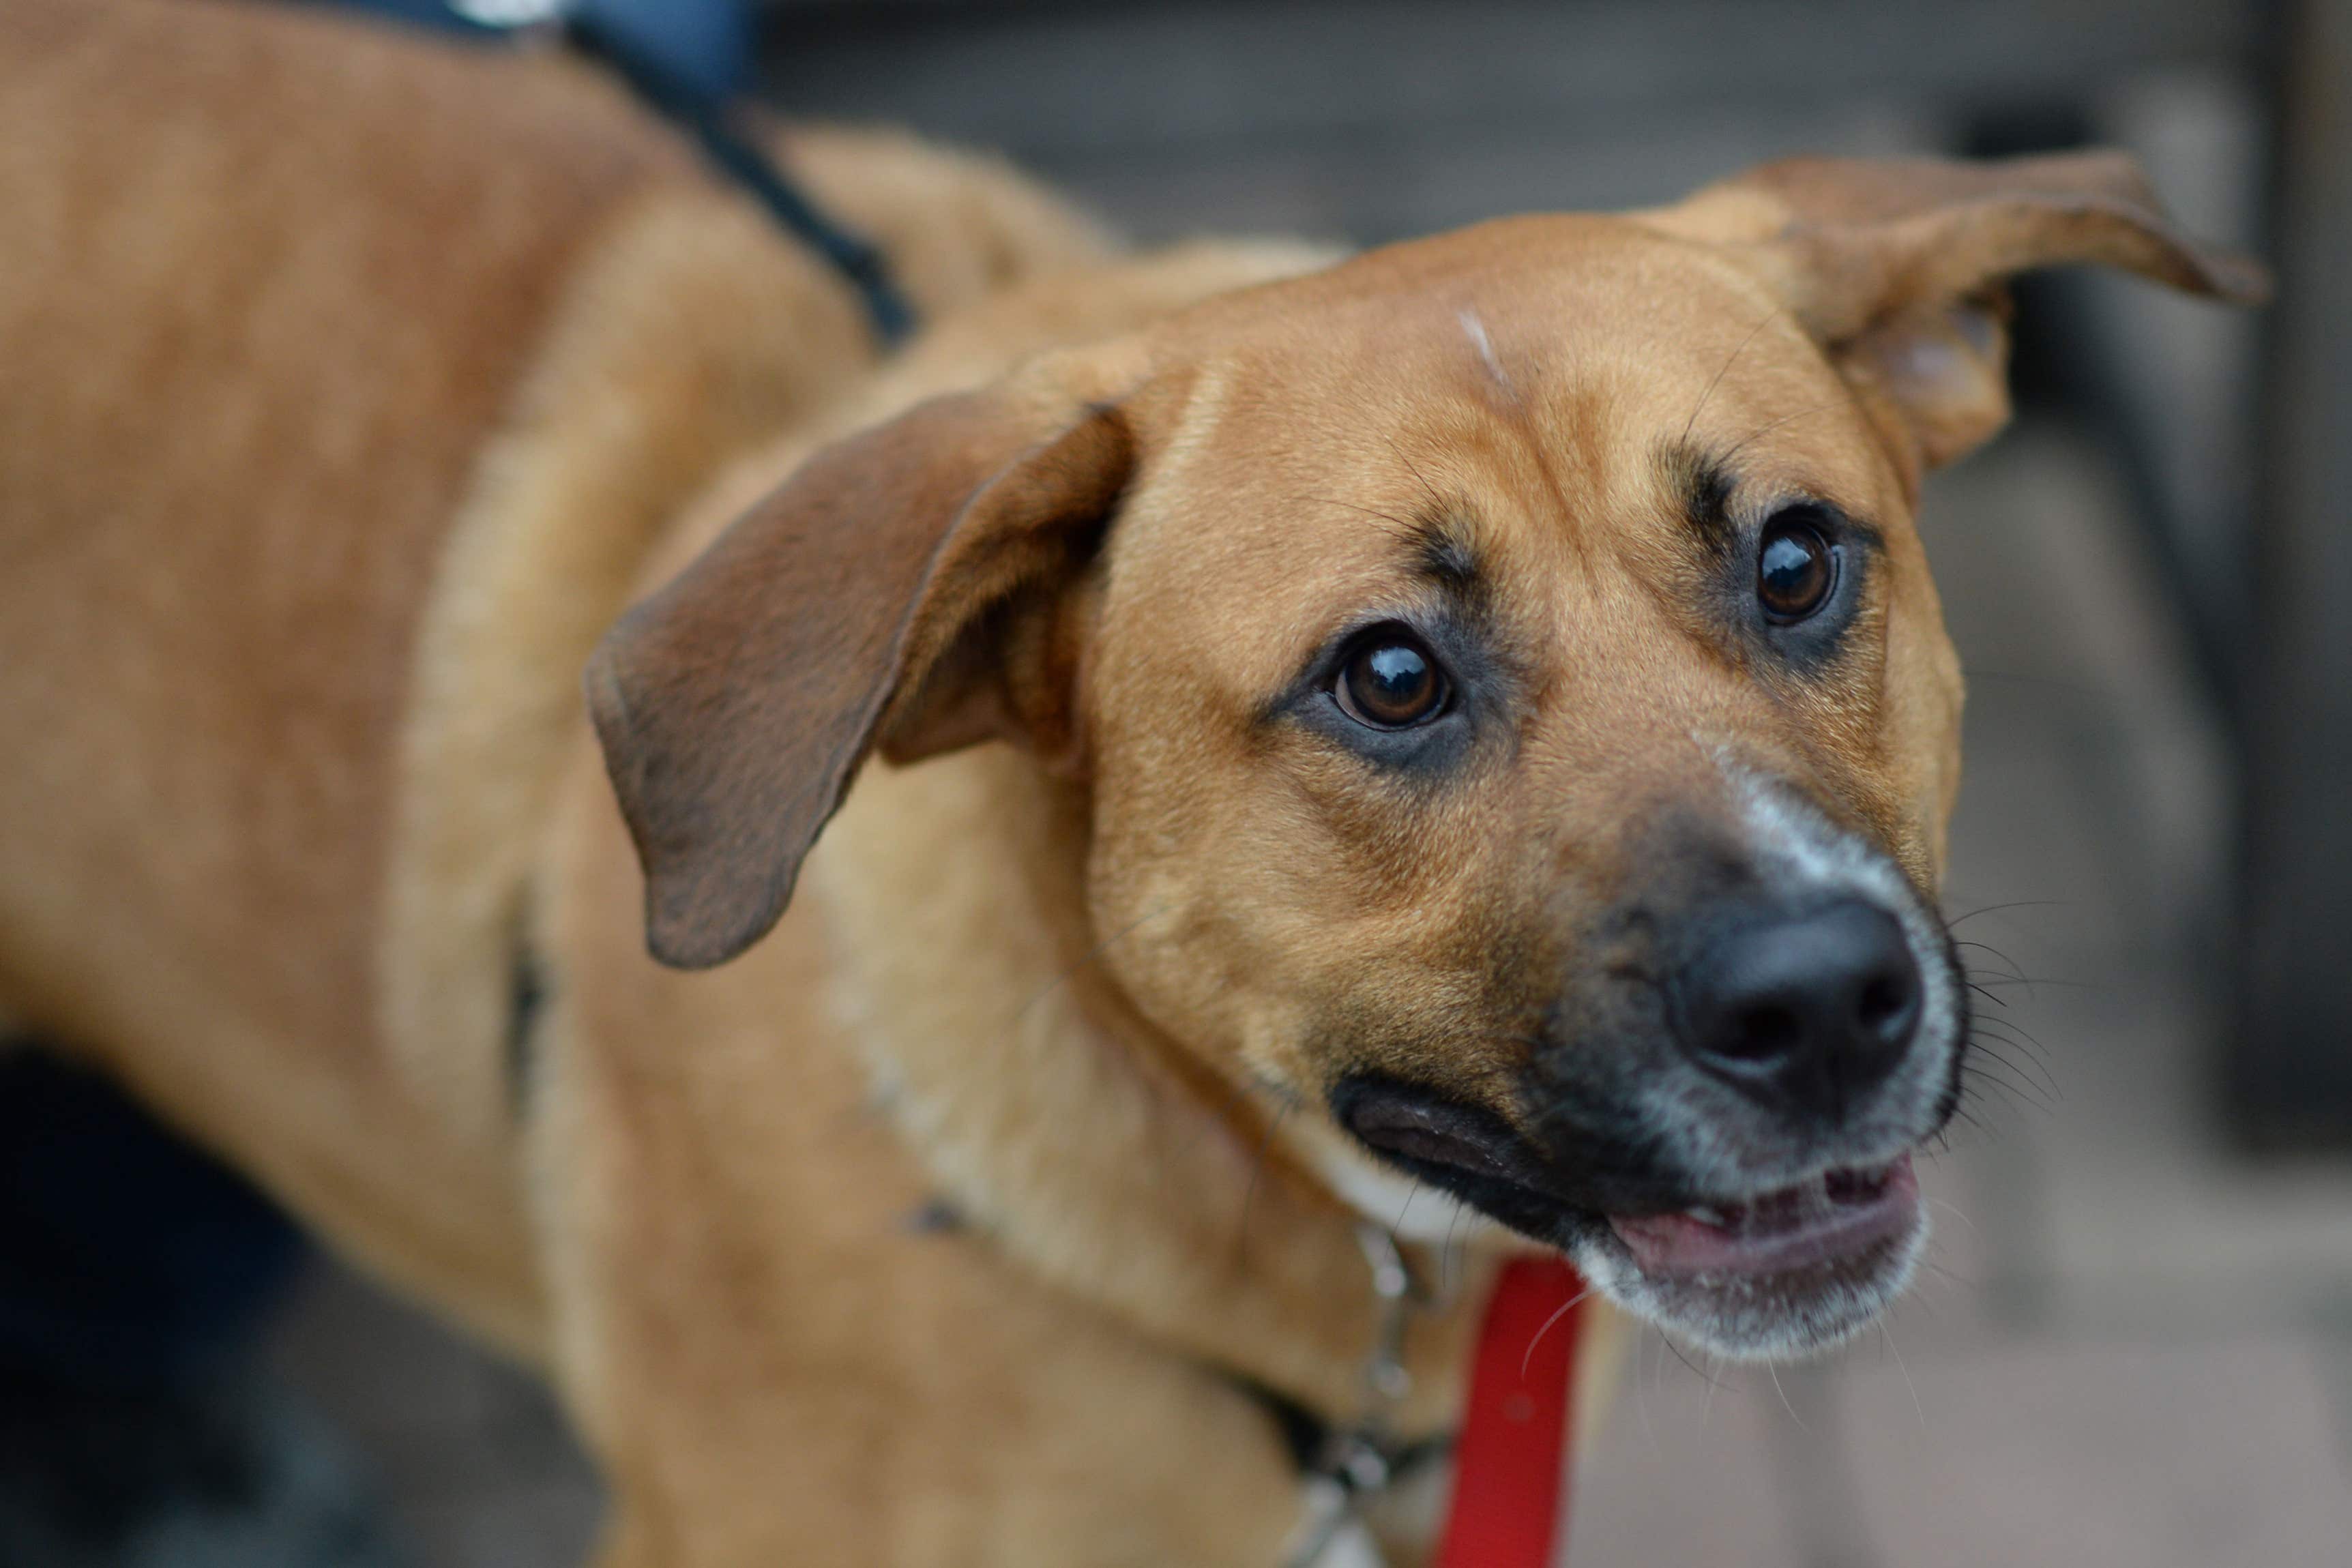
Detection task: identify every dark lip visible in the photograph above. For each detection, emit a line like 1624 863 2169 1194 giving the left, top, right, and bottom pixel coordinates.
1330 1075 1630 1246
1336 1087 1531 1185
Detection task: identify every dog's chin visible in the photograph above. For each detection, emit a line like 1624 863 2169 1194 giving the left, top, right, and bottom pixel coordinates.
1566 1155 1927 1361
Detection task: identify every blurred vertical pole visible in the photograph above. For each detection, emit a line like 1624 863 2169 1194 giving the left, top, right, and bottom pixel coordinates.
2234 0 2352 1146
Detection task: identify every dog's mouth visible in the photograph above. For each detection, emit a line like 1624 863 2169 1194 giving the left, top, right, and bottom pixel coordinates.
1583 1154 1926 1359
1333 1079 1929 1359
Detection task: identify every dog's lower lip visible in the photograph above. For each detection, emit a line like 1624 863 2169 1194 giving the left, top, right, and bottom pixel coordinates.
1607 1155 1917 1277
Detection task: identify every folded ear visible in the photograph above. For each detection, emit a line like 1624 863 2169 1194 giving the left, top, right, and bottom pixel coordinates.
1645 149 2269 471
586 376 1134 968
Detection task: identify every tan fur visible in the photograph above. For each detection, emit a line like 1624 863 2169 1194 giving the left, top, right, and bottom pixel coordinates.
0 3 2258 1563
0 0 701 1346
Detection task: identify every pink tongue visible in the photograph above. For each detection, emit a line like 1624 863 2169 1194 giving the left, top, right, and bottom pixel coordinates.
1611 1209 1774 1275
1610 1157 1917 1277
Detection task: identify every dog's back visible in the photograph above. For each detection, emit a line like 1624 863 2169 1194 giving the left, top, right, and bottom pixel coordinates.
0 0 1117 1349
0 0 708 1337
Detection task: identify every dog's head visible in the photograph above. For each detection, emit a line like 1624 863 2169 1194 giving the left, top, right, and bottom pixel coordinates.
587 152 2262 1359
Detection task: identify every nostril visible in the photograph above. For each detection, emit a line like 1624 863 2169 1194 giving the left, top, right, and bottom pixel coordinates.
1727 1003 1803 1061
1856 971 1915 1035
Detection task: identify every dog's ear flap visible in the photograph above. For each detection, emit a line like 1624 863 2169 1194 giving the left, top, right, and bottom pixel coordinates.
586 381 1134 969
1647 149 2268 472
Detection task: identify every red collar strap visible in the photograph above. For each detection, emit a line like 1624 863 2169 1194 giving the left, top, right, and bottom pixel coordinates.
1436 1256 1587 1568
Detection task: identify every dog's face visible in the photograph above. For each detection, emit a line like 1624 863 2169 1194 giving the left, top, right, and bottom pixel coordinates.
589 153 2261 1359
1074 230 1967 1359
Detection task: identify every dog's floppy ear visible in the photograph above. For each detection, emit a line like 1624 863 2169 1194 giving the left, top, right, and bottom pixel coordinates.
1646 149 2268 472
586 376 1135 969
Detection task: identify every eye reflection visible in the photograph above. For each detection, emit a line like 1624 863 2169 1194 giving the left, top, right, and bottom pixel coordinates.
1336 633 1447 728
1757 517 1836 622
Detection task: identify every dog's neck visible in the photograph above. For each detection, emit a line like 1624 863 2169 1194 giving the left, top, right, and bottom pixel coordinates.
806 742 1489 1432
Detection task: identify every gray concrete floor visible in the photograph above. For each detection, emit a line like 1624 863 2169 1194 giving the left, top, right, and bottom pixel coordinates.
263 416 2352 1565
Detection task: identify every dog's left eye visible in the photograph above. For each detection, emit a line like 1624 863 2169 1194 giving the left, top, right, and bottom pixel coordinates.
1756 512 1839 623
1334 630 1450 728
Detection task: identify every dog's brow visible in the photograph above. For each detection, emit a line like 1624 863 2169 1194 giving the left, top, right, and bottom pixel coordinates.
1304 488 1486 597
1410 514 1483 595
1660 441 1738 557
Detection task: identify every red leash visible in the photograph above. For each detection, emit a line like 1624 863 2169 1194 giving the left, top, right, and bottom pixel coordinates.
1435 1256 1587 1568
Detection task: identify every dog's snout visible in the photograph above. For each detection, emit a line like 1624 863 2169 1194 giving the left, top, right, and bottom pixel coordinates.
1670 899 1922 1121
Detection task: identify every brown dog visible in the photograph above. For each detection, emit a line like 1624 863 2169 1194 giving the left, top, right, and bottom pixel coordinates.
0 1 2264 1563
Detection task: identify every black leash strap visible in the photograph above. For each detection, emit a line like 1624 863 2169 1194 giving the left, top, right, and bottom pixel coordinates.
451 2 918 348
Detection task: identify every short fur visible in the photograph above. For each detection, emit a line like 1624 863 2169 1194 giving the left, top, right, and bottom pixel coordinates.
0 2 2260 1563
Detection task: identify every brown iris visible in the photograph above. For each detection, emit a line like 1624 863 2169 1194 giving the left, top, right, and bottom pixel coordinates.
1756 516 1837 622
1336 634 1447 728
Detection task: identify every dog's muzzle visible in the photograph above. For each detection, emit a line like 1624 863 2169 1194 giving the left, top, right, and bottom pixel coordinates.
1334 780 1965 1362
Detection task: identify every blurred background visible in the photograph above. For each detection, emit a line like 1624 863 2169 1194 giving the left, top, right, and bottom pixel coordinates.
11 1 2352 1564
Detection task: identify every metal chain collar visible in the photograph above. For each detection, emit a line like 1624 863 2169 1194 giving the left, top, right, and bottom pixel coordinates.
1280 1224 1445 1568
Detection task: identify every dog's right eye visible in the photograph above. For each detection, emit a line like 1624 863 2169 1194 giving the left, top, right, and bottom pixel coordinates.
1334 630 1450 728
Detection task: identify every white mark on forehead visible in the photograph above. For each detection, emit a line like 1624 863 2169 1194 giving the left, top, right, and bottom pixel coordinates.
1458 307 1516 400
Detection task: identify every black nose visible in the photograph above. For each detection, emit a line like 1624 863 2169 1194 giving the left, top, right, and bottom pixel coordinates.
1671 899 1924 1121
